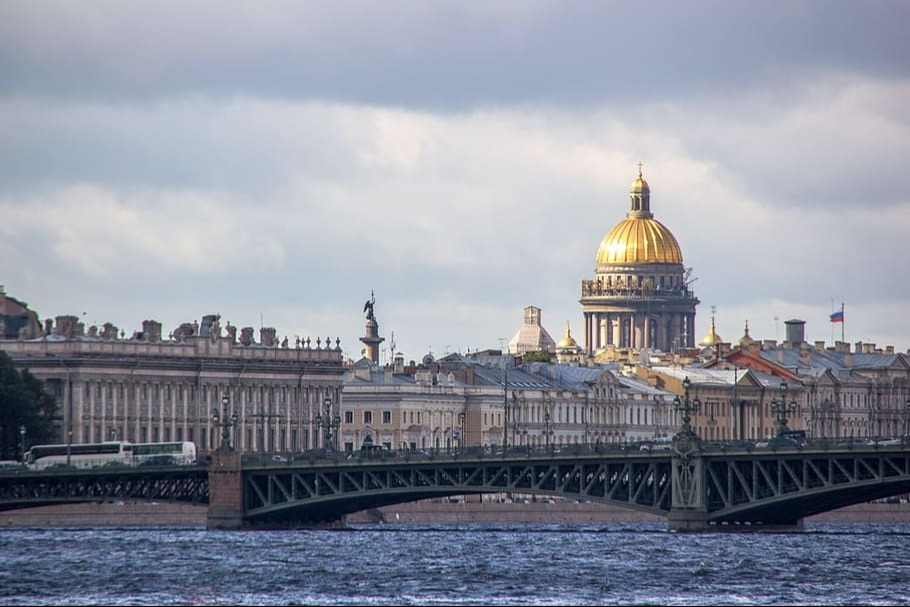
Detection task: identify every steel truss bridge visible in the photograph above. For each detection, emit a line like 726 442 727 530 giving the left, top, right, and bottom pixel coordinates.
2 445 910 531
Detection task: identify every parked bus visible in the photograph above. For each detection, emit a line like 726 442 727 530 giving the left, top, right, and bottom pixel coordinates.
131 441 197 466
25 441 133 470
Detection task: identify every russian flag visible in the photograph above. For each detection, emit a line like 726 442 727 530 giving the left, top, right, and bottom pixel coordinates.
829 310 844 323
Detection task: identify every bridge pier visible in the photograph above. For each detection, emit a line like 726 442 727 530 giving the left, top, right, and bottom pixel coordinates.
207 451 244 530
667 509 709 532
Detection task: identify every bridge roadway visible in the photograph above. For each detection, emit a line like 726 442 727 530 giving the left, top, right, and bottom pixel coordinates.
2 441 909 532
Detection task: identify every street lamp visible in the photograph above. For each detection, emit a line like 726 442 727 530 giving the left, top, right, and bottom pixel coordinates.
314 397 341 451
456 411 465 452
212 393 239 451
19 425 26 463
770 381 798 435
544 410 551 454
109 428 116 442
904 398 910 440
673 377 701 436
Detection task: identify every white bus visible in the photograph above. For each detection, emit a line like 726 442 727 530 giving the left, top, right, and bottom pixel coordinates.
131 441 198 466
25 442 134 470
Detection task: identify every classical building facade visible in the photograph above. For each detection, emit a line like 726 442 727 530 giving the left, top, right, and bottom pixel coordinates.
1 314 345 455
580 166 699 355
340 352 680 453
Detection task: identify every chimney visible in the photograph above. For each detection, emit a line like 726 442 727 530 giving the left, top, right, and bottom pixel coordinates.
240 327 255 346
55 315 79 338
142 320 162 342
260 327 277 347
814 341 825 350
785 319 806 346
101 322 119 340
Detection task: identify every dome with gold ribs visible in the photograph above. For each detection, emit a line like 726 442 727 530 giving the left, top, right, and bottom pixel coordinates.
595 165 683 266
596 218 683 265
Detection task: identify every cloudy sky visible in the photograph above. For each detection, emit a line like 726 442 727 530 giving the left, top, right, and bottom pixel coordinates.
2 1 908 362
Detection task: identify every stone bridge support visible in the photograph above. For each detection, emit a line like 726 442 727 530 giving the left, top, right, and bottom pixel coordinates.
207 451 244 530
668 448 708 532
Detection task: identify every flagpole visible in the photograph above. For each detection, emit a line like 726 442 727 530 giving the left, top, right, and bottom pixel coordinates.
840 302 845 343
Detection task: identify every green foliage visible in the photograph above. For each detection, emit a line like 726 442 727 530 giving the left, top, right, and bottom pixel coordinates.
0 351 60 460
522 350 552 363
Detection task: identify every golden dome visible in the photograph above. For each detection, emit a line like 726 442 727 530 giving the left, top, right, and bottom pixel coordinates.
556 321 579 350
595 164 683 266
595 218 683 265
699 314 723 347
631 173 649 193
737 320 755 346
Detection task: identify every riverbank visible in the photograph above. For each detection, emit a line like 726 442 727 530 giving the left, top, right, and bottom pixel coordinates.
4 498 910 528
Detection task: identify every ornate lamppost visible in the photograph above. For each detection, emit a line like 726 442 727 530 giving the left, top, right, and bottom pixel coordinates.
770 381 798 435
315 397 341 451
212 393 239 451
672 377 701 455
904 398 910 442
673 377 701 436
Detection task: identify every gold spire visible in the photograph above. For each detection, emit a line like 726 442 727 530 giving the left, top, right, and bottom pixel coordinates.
557 321 579 350
737 320 755 346
631 161 650 193
699 307 723 347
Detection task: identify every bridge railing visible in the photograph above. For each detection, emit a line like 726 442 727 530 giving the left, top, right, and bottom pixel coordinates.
242 435 910 466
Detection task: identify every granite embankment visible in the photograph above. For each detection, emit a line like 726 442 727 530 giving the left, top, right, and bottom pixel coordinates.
3 499 910 528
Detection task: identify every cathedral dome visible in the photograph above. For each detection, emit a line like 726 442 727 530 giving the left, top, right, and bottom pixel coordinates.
595 217 683 265
594 165 683 266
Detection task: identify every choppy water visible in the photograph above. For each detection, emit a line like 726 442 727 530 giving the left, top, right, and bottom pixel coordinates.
2 521 909 605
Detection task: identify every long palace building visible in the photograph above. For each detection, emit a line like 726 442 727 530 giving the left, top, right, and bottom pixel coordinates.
0 298 344 455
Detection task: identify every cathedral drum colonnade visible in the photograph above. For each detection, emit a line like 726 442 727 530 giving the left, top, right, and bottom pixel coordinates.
581 165 699 356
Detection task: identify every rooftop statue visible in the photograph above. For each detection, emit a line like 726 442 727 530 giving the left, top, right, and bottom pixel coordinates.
363 290 376 322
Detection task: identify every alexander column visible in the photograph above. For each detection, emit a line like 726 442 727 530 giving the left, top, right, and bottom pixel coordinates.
359 290 385 364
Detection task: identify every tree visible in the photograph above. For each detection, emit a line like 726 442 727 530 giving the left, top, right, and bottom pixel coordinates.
0 351 60 460
523 349 552 363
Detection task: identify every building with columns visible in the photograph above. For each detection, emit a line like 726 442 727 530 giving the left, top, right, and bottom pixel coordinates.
580 166 699 356
1 313 345 456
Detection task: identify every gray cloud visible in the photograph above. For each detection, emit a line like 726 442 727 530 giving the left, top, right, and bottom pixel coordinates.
2 1 907 107
1 1 908 360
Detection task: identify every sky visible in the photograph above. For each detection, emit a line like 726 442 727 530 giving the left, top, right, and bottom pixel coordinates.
2 1 909 363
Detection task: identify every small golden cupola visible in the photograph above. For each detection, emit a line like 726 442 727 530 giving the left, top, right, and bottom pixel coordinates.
737 320 755 347
699 308 723 348
557 321 579 351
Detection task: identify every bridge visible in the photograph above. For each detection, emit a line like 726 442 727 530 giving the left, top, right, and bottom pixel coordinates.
2 441 910 532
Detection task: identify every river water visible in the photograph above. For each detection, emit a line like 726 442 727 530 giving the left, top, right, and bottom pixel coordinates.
1 521 908 606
